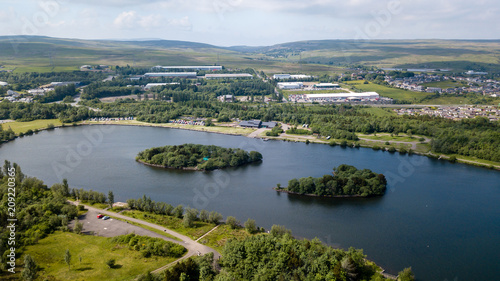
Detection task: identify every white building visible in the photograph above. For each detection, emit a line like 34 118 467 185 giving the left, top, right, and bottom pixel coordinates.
144 72 197 78
305 92 379 102
154 66 222 71
273 74 291 80
290 75 312 79
205 73 253 79
144 83 180 90
313 83 340 89
27 89 46 95
277 82 304 90
0 81 8 86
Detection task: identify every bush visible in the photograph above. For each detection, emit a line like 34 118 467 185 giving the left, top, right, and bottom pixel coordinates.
226 216 240 229
372 145 380 150
106 259 116 268
449 155 457 163
388 147 396 153
329 141 337 147
244 219 257 234
340 140 348 147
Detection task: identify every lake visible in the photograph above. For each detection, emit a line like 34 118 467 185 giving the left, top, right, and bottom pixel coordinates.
1 125 499 281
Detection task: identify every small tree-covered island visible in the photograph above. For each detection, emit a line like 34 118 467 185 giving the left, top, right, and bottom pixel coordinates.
136 143 263 171
276 165 387 197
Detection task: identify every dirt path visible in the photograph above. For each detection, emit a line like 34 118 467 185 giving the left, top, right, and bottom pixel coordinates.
247 128 267 138
357 137 419 150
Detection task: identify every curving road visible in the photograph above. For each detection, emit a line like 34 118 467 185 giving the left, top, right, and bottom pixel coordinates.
69 202 220 274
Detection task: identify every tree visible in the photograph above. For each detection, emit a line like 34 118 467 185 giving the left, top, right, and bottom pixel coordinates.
21 254 38 281
270 225 291 237
226 216 240 229
74 219 83 234
108 190 114 207
398 267 415 281
244 219 257 234
183 208 197 228
200 210 209 222
173 205 184 218
64 249 71 270
209 211 223 224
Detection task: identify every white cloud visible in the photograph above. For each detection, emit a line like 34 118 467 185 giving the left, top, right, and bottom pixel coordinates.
113 11 138 29
167 16 192 31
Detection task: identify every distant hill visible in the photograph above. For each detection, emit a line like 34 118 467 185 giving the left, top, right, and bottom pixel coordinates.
1 36 499 73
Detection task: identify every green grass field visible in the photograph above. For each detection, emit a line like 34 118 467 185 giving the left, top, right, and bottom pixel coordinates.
357 107 395 117
24 232 179 281
344 80 434 102
1 119 63 134
121 210 216 240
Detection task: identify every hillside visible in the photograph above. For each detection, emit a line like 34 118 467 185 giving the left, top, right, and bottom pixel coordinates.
1 36 500 73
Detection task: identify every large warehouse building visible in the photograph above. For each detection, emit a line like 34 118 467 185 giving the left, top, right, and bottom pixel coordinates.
305 92 379 102
144 72 197 78
154 66 223 71
205 73 253 79
277 82 304 89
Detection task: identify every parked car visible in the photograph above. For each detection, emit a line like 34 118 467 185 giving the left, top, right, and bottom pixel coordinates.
102 216 110 220
97 214 104 219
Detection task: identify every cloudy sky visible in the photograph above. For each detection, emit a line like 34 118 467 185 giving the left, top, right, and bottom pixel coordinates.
1 0 499 46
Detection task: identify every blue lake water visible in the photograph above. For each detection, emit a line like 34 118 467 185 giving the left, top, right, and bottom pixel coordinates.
0 125 499 281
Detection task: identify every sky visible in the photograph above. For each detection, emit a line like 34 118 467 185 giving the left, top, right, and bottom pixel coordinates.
1 0 499 46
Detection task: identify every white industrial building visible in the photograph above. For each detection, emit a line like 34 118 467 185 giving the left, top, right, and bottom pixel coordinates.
290 75 312 79
273 74 311 80
313 83 340 89
154 66 223 71
277 82 304 90
0 81 8 86
273 74 291 79
205 73 253 79
305 92 379 102
144 72 197 78
144 83 180 90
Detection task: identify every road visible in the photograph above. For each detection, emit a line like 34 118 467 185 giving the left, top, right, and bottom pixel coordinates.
247 128 267 138
70 202 221 273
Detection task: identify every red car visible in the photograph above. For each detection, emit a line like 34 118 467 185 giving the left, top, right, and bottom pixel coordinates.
97 214 104 219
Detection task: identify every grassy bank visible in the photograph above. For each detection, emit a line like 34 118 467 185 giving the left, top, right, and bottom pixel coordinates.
197 224 251 253
1 119 63 134
24 232 179 281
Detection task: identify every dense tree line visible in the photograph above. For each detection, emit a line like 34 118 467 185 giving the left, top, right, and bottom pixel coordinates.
81 84 136 100
0 125 16 143
0 161 78 273
0 71 105 92
159 227 406 281
110 233 186 258
136 144 263 171
126 195 224 225
281 165 387 197
38 84 78 103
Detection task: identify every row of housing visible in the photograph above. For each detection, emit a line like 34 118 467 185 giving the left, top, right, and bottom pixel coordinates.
394 105 500 121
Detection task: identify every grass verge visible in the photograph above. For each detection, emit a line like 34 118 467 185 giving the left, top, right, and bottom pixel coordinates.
24 231 179 281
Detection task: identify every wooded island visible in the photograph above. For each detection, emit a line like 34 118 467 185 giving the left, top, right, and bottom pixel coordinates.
136 143 263 171
276 164 387 197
